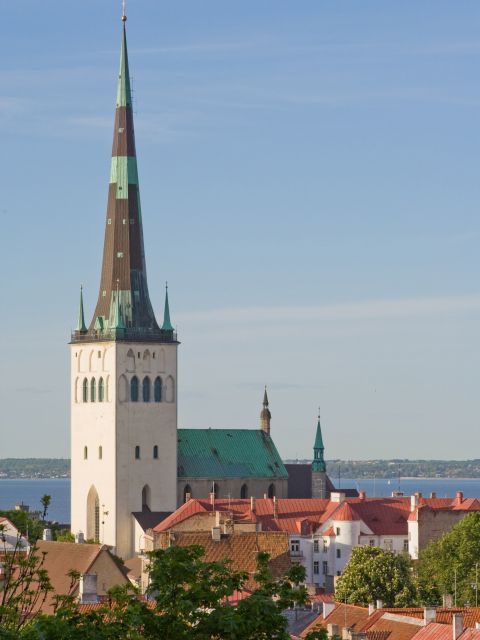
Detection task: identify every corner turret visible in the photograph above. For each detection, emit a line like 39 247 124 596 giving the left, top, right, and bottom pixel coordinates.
312 411 327 498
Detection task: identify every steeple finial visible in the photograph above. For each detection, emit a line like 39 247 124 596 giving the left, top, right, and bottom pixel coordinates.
121 0 127 22
76 286 87 333
260 386 271 436
162 282 174 331
312 411 326 472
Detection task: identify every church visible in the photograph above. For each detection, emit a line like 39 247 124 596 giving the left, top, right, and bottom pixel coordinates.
70 13 346 559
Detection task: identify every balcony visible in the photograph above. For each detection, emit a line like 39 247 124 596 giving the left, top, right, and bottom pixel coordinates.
70 328 178 344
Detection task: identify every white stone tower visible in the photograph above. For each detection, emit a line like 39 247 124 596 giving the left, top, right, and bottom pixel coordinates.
70 13 178 559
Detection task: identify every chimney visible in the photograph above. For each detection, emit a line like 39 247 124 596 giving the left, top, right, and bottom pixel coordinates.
452 614 464 640
475 623 480 631
185 492 191 502
79 574 98 604
331 492 346 503
250 496 256 513
42 528 52 541
263 493 267 499
323 601 336 618
443 594 453 608
359 491 366 501
430 492 436 499
273 496 278 519
210 492 215 507
75 532 85 544
455 491 463 505
211 527 221 542
424 607 437 625
368 603 375 615
411 492 422 512
376 599 383 610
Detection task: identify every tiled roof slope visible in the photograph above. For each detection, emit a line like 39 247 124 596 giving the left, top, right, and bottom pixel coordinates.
35 541 129 614
412 623 452 640
301 604 370 638
366 615 423 640
152 498 336 533
177 428 288 478
155 530 290 590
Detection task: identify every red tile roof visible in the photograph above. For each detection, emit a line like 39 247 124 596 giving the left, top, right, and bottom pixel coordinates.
332 502 361 521
151 495 480 537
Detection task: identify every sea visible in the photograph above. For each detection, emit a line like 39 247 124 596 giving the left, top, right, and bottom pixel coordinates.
2 477 480 525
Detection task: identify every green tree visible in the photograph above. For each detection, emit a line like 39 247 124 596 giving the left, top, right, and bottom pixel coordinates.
40 495 51 521
335 546 416 607
416 512 480 606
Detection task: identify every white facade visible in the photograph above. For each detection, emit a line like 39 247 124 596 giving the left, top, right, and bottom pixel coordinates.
289 520 409 588
71 341 178 559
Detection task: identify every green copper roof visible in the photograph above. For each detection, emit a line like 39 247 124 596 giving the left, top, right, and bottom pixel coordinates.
76 286 87 333
312 417 326 473
162 285 174 331
117 24 132 108
112 290 126 331
177 429 288 479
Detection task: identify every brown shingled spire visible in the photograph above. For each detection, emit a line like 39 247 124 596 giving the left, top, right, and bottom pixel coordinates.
77 18 172 343
260 386 271 436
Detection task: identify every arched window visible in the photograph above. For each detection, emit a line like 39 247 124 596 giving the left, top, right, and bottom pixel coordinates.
240 484 248 499
154 377 162 402
90 378 96 403
153 445 158 459
135 445 140 460
268 483 275 499
87 486 100 543
118 374 128 403
184 485 192 502
131 376 139 402
83 378 88 403
213 482 219 499
126 349 135 372
165 375 175 403
98 446 103 460
143 376 151 402
84 446 88 460
98 377 105 402
142 485 151 510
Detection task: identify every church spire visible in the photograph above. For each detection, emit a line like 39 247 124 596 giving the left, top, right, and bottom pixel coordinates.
260 386 271 436
162 283 174 331
312 410 326 472
76 286 87 334
78 13 169 342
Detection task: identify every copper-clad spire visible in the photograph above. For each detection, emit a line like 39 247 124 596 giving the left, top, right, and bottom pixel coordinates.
79 16 173 342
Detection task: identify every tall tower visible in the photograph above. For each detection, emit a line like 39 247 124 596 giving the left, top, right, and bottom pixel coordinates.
70 12 178 559
311 412 327 499
260 387 271 435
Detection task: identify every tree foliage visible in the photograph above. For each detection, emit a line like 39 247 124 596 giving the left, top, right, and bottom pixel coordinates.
335 546 416 607
416 512 480 606
0 544 307 639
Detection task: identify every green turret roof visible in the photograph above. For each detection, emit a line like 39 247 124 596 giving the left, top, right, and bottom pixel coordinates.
162 284 174 331
312 414 326 473
76 286 87 333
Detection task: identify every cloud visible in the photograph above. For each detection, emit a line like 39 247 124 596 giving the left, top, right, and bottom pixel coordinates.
178 294 480 327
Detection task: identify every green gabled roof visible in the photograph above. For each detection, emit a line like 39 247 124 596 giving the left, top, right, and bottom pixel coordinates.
177 429 288 479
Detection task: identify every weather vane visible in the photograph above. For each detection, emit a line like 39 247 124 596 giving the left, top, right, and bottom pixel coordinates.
121 0 127 22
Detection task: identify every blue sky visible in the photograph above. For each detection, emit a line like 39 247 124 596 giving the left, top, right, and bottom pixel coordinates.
1 1 480 460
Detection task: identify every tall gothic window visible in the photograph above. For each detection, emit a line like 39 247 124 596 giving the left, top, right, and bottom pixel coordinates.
83 378 88 403
143 376 151 402
98 377 105 402
184 485 192 502
154 376 162 402
131 376 139 402
90 378 96 403
240 484 248 499
153 445 158 459
135 445 140 460
268 483 275 499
